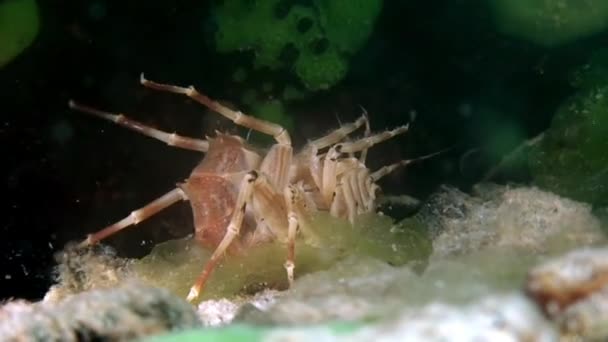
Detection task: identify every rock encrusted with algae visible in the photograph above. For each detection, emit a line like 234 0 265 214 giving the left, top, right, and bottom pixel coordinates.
352 294 557 342
419 184 604 259
528 50 608 206
145 295 557 342
1 283 200 341
192 183 605 328
132 212 430 303
197 290 281 327
526 247 608 340
235 249 553 326
47 212 430 304
44 244 132 302
42 183 608 341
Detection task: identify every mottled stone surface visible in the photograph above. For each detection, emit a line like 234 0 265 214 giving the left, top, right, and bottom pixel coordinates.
2 283 200 342
420 185 604 260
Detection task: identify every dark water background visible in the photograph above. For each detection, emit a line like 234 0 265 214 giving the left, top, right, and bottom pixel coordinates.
1 0 603 301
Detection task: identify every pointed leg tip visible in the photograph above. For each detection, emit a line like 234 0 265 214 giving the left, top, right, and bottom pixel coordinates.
77 236 92 249
284 261 295 288
186 287 199 303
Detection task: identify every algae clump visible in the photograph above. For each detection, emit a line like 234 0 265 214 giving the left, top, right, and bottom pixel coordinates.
132 212 431 303
529 51 608 205
0 0 39 68
211 0 382 91
489 0 608 46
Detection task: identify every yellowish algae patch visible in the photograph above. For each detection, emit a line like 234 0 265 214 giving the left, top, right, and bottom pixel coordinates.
0 0 39 67
132 212 431 303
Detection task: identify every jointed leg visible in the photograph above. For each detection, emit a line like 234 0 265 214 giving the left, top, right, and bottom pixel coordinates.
140 74 291 145
330 182 345 218
359 108 372 163
371 148 449 182
377 194 420 210
69 100 209 152
79 188 188 247
283 185 299 287
339 168 374 223
340 172 359 224
301 111 370 195
351 168 376 213
320 146 341 206
319 124 408 206
306 112 368 150
187 171 258 302
334 124 409 154
330 168 378 223
318 124 409 204
259 144 293 192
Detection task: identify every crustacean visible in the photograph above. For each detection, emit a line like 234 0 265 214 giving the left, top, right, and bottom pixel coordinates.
69 74 431 302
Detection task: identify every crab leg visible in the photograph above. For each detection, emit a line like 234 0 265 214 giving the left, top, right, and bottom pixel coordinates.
334 124 409 154
350 168 375 213
246 176 304 287
187 171 258 302
330 182 346 218
370 148 450 182
359 109 372 163
306 112 369 150
318 124 408 204
300 112 369 193
69 101 209 152
260 144 293 191
283 185 299 287
79 188 188 247
340 171 359 224
321 146 341 206
140 74 291 146
330 168 379 223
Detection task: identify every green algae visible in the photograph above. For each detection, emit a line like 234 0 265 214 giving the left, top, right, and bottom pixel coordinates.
141 322 360 342
211 0 382 91
0 0 39 68
132 212 431 303
528 52 608 206
489 0 608 46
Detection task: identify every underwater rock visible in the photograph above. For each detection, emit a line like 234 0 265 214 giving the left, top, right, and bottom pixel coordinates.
569 49 608 90
44 243 132 302
47 212 430 304
419 184 605 260
529 58 608 206
236 246 546 325
1 283 200 342
352 294 557 341
44 184 606 339
197 289 281 327
526 247 608 340
144 294 557 342
131 212 431 303
558 288 608 341
237 255 413 324
197 298 241 327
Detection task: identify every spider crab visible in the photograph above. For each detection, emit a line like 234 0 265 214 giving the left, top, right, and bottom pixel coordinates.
69 74 430 302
